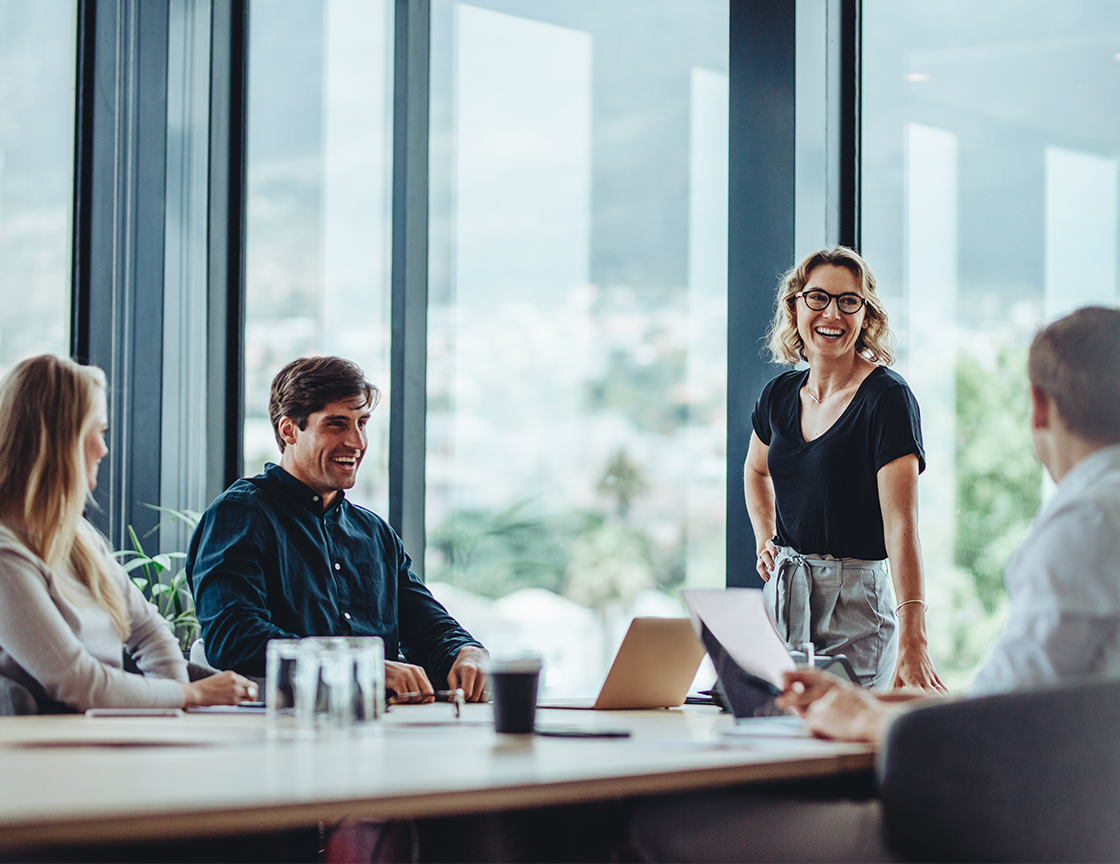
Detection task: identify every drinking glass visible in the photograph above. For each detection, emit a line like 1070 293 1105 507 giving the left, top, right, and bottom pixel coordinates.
265 638 319 738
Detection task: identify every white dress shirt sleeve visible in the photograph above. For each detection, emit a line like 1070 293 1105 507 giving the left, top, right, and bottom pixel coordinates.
970 498 1120 695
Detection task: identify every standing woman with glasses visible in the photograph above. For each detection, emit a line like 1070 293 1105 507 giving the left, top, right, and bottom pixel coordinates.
745 247 944 691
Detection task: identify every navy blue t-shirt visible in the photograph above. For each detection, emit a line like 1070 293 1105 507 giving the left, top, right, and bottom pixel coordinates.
750 366 925 561
187 463 482 679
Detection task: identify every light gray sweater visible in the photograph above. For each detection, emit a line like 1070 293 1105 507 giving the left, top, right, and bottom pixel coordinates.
0 524 187 710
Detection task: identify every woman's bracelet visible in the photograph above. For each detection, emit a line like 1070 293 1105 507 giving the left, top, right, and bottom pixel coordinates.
896 599 928 613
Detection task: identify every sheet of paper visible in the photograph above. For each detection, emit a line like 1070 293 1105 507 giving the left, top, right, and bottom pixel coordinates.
681 588 795 688
721 716 808 738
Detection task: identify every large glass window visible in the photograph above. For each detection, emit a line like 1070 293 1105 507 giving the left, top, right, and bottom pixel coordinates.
0 0 76 375
426 0 729 697
243 0 394 512
862 1 1120 688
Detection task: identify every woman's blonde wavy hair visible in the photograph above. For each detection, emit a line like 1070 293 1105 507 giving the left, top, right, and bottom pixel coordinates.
765 246 895 366
0 355 129 638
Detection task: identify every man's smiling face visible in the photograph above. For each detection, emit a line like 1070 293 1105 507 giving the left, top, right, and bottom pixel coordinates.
278 397 371 507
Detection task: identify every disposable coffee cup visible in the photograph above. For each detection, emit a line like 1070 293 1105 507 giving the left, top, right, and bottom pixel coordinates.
488 656 543 734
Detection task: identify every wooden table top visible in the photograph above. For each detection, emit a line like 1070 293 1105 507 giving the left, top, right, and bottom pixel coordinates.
0 703 873 853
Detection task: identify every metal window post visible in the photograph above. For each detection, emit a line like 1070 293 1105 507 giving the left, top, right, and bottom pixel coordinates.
389 0 431 574
726 0 797 587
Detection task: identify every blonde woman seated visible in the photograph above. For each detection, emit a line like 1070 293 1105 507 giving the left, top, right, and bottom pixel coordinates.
0 355 256 712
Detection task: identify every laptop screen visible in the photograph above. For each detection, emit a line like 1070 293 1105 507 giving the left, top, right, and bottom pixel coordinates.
697 622 788 719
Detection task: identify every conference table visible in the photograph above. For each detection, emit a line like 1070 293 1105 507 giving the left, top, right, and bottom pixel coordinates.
0 703 874 857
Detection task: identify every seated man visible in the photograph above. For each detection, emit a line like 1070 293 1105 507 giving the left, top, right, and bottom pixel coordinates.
188 356 487 700
630 306 1120 862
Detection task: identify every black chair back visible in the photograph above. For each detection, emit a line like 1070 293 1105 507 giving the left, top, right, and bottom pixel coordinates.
879 675 1120 862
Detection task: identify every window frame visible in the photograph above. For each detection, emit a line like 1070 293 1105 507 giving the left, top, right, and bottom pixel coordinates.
67 0 859 578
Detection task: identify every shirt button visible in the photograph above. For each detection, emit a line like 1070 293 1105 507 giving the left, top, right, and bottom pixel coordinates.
343 612 351 620
334 563 341 571
312 495 319 502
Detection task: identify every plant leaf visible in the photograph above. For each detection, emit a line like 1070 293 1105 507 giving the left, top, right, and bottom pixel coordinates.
141 504 202 535
127 525 146 557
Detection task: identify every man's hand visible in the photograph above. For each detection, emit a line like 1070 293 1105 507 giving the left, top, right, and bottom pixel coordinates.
775 667 841 716
777 668 911 743
386 660 435 702
801 682 898 742
447 645 489 702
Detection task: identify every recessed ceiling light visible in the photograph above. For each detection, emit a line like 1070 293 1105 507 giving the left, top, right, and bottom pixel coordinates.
904 72 931 82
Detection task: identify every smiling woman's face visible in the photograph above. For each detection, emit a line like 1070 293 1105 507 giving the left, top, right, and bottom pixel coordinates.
795 264 868 364
83 389 109 491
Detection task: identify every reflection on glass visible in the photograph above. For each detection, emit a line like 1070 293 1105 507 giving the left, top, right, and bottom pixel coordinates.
1045 147 1118 320
0 0 76 375
863 0 1120 688
427 0 728 696
243 0 393 512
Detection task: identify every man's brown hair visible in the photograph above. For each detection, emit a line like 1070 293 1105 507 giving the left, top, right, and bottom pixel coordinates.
269 356 381 451
1029 306 1120 444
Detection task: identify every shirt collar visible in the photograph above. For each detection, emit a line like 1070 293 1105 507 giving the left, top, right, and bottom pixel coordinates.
263 462 346 515
1047 443 1120 511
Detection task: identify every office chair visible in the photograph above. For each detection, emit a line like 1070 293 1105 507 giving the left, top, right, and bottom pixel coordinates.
879 674 1120 863
0 673 37 715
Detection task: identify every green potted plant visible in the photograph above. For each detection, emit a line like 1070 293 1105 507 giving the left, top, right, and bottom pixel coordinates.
114 505 201 655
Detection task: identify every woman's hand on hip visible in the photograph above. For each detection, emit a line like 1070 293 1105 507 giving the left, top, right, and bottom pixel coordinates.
891 643 946 693
756 539 778 582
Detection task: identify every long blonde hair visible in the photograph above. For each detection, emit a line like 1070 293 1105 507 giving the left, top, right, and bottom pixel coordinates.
0 355 129 637
765 246 895 366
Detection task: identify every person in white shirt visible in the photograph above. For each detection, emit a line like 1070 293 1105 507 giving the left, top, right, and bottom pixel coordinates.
630 306 1120 862
0 355 256 712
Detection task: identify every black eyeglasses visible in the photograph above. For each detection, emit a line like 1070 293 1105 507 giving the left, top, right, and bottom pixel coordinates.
796 290 866 315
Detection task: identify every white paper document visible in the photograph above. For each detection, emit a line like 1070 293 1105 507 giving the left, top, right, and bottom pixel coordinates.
681 588 796 689
720 716 808 738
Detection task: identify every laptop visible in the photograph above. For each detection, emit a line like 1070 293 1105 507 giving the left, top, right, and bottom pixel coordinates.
538 617 707 710
681 589 859 722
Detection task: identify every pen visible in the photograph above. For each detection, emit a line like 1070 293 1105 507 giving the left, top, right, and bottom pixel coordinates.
390 688 465 701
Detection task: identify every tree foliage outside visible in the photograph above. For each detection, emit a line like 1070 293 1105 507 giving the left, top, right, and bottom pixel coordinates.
956 347 1041 613
425 447 686 610
928 344 1042 689
425 499 574 599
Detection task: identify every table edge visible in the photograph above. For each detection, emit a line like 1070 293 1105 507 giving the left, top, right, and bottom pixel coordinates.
0 750 874 853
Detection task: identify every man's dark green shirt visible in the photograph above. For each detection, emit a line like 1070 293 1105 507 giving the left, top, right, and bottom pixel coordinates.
188 463 481 680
